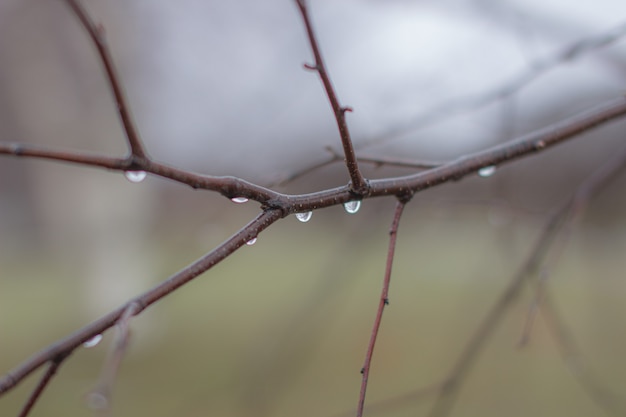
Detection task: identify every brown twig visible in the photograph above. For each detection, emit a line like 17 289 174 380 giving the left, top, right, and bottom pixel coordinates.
0 209 281 396
425 144 626 417
16 356 66 417
357 199 407 417
65 0 148 160
295 0 368 195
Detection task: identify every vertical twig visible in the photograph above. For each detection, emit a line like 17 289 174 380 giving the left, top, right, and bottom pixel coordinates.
17 356 66 417
357 199 407 417
64 0 148 160
295 0 368 195
86 302 141 413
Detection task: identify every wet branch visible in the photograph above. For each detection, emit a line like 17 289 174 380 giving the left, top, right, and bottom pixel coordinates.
0 210 281 399
357 199 407 417
2 96 626 215
277 21 626 183
295 0 368 195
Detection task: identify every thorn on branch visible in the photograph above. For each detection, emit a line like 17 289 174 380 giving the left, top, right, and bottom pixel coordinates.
341 106 353 114
384 298 390 306
303 62 318 71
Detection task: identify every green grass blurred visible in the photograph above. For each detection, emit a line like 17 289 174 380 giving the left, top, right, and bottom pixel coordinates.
1 203 626 417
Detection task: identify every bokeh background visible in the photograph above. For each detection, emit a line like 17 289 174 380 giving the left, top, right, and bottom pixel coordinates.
1 0 626 416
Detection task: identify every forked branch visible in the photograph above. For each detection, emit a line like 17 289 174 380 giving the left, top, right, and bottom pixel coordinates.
0 209 282 396
65 0 148 160
1 1 626 415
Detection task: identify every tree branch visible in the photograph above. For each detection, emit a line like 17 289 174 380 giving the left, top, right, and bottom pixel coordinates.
0 209 282 395
3 96 626 214
295 0 368 195
65 0 148 160
357 199 407 417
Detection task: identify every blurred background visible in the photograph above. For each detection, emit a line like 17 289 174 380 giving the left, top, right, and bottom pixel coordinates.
1 0 626 416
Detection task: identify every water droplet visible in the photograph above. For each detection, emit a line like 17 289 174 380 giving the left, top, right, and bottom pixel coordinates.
231 197 249 204
83 334 103 348
86 392 109 410
344 200 361 214
295 211 312 223
246 237 257 246
124 170 147 183
478 166 496 177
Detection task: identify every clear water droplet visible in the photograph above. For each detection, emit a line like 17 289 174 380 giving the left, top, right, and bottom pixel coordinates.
344 200 361 214
86 392 109 410
83 334 103 348
124 170 147 183
295 211 312 223
246 237 257 246
231 197 249 204
478 165 496 177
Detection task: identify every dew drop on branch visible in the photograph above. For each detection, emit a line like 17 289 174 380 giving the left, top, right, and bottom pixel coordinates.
246 237 257 246
344 200 361 214
83 334 103 348
478 166 496 177
295 211 313 223
124 170 147 183
231 197 249 204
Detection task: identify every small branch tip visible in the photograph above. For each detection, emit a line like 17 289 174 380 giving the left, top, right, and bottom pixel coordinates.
341 106 353 113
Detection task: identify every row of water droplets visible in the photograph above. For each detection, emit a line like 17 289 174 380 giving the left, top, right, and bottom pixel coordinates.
127 165 498 185
292 199 361 223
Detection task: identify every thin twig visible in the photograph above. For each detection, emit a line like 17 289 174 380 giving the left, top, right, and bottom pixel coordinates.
17 357 66 417
295 0 368 195
426 144 626 417
65 0 148 160
86 302 141 413
357 199 407 417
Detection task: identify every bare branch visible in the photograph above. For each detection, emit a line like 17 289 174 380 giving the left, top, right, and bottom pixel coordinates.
17 357 66 417
64 0 148 160
295 0 368 195
357 199 407 417
0 210 282 395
